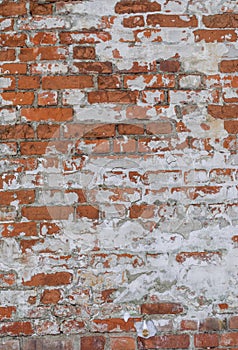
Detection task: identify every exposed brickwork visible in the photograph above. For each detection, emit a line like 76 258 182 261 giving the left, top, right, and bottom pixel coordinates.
0 0 238 349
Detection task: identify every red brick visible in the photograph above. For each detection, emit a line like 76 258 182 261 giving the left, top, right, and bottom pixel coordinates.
41 289 61 304
110 337 136 350
42 76 93 90
0 322 33 336
0 272 16 286
98 75 121 89
229 316 238 329
30 32 58 45
0 63 27 74
0 18 14 31
124 74 175 88
37 124 60 139
114 138 137 153
19 47 68 61
115 1 161 14
76 205 99 219
203 13 238 28
20 141 48 155
194 334 219 348
146 121 173 134
18 76 40 89
21 108 73 122
65 123 115 138
130 204 156 218
1 92 34 106
123 15 145 27
220 60 238 73
0 306 16 320
0 33 27 47
194 29 237 42
221 333 238 346
88 91 139 104
38 91 58 106
0 49 15 61
224 120 238 134
180 320 198 331
208 105 238 119
138 334 190 349
73 46 96 59
81 336 106 350
93 318 140 332
199 317 226 331
60 31 111 44
141 303 183 315
30 2 53 15
74 61 112 73
160 60 180 72
23 272 73 287
0 124 34 139
118 124 144 135
22 338 74 350
20 238 44 253
147 14 198 27
61 319 85 334
0 190 35 205
40 223 61 236
0 1 26 16
22 206 74 220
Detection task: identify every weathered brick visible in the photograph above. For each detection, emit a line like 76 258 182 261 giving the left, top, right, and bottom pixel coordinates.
42 76 94 89
81 336 106 350
0 1 27 17
147 14 198 27
138 335 190 349
194 29 237 42
220 60 238 73
208 105 238 119
88 90 139 104
23 272 73 286
115 1 161 14
73 46 96 60
203 14 238 28
141 303 183 315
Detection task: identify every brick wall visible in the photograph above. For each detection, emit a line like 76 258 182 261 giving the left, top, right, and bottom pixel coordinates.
0 0 238 349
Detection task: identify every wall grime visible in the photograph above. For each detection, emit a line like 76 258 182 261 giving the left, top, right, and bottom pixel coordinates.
0 0 238 349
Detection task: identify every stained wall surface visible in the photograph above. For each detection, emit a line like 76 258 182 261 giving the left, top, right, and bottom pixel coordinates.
0 0 238 349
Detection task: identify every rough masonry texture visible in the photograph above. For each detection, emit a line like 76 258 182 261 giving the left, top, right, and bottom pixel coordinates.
0 0 238 349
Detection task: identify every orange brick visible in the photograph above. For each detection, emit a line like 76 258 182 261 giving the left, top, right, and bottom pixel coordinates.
1 92 34 106
18 76 40 89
